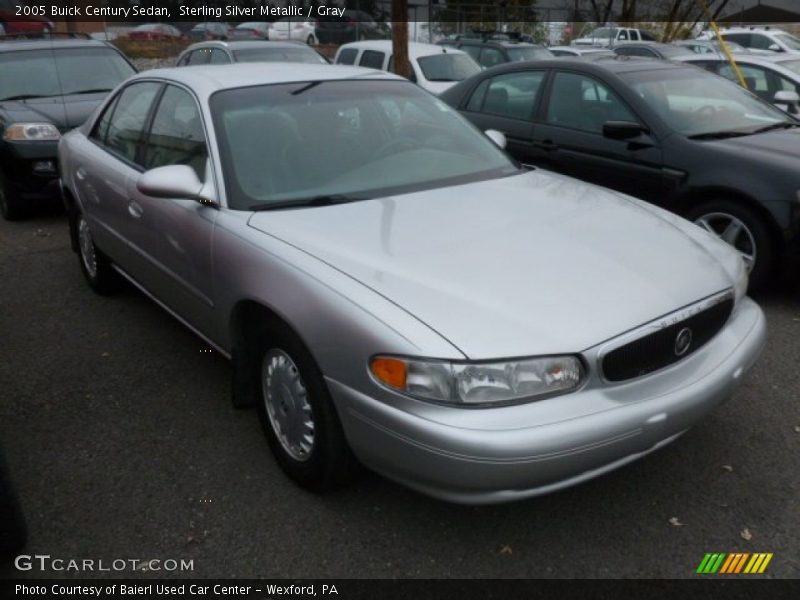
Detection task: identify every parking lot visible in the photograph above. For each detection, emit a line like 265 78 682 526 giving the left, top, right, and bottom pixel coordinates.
0 210 797 579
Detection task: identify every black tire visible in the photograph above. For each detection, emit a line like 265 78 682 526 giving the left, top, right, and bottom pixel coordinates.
306 34 314 45
686 199 775 292
73 210 121 295
0 170 24 221
0 449 27 561
254 321 358 492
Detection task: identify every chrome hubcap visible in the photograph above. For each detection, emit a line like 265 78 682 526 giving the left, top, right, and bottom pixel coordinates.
78 217 98 279
695 212 756 272
262 349 315 462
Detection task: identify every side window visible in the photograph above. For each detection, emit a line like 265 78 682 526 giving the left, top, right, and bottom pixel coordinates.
142 85 208 180
478 71 545 120
90 94 120 145
723 33 750 47
210 49 230 64
359 50 385 69
336 48 358 65
104 82 161 165
616 46 655 57
187 49 211 66
546 72 637 134
177 53 190 66
478 47 505 68
466 79 490 112
749 34 773 50
618 30 629 41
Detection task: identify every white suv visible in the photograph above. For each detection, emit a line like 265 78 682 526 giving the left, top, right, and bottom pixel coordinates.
698 27 800 54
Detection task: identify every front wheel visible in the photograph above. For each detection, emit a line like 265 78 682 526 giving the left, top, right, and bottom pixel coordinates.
306 34 315 45
74 211 120 294
255 322 358 492
686 199 775 291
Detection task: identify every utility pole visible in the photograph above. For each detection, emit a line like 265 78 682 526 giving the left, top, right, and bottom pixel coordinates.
392 0 411 79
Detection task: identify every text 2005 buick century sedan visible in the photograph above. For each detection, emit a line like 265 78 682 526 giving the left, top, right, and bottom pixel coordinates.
58 64 765 504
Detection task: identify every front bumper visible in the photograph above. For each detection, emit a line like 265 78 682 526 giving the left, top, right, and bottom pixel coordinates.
328 298 766 504
1 141 60 202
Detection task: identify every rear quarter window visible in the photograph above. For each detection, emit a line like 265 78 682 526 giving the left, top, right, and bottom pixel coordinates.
336 48 358 65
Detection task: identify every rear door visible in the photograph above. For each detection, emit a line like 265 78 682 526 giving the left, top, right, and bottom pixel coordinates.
72 81 162 269
532 70 666 201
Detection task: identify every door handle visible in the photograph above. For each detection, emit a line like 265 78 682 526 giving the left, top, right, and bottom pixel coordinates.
537 140 559 152
128 201 143 219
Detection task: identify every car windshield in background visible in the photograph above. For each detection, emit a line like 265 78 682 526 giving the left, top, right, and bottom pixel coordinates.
233 47 326 64
622 67 790 137
775 33 800 51
417 54 481 82
0 48 134 101
506 47 553 62
210 80 517 210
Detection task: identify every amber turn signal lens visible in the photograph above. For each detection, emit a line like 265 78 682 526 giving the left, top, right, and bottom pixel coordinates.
370 357 408 390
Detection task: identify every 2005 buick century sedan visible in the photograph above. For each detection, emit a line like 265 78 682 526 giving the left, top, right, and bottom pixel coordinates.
58 64 766 504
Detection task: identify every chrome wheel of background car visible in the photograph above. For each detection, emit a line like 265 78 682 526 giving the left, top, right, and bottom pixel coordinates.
694 212 756 272
77 216 98 280
262 349 315 462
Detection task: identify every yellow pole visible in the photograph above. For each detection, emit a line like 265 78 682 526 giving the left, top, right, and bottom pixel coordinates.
698 0 748 89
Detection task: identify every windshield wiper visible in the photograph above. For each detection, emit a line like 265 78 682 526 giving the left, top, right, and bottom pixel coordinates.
67 88 113 95
751 122 798 134
687 130 753 140
249 194 362 212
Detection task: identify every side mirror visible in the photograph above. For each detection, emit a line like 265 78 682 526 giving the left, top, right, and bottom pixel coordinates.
136 165 205 200
768 43 783 52
773 90 800 114
484 129 507 149
602 120 646 140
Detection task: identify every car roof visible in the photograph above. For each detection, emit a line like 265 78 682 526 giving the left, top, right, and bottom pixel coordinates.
338 40 467 58
0 39 114 53
129 62 402 97
183 40 309 52
487 55 691 76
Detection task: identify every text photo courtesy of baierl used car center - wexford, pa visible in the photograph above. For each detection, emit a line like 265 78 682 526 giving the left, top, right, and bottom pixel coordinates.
0 0 799 598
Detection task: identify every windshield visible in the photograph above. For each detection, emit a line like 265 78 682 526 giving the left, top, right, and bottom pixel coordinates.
622 67 790 137
417 54 480 82
210 80 517 210
506 47 553 61
0 48 134 101
233 48 326 64
775 33 800 51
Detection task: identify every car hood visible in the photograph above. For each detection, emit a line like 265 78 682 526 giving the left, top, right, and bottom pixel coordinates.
711 126 800 161
0 93 107 133
248 171 734 358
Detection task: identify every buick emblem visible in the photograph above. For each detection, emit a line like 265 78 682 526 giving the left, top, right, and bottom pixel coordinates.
674 327 693 357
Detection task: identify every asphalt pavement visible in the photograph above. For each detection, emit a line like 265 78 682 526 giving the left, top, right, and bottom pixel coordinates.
0 210 798 579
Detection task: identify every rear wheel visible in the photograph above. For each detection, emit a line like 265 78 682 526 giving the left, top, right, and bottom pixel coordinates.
306 34 315 45
686 199 775 291
74 211 120 295
255 321 358 492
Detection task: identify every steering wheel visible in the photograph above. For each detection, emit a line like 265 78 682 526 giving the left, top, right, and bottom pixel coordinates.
374 137 417 159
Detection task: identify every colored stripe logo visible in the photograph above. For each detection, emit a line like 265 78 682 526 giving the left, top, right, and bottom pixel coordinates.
696 553 773 574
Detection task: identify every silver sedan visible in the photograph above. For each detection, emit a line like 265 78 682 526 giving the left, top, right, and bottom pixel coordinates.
58 64 765 504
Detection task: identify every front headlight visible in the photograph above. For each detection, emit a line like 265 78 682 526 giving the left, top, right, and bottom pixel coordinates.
370 355 585 406
3 123 61 141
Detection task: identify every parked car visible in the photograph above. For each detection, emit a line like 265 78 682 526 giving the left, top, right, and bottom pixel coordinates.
612 42 695 60
58 63 764 504
231 21 271 40
177 41 328 67
674 39 751 56
698 27 800 55
0 38 136 220
186 22 231 42
128 23 183 41
438 37 553 69
334 41 480 94
681 53 800 114
315 11 387 44
440 57 800 289
268 17 317 45
549 45 615 58
572 26 657 47
0 0 53 36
